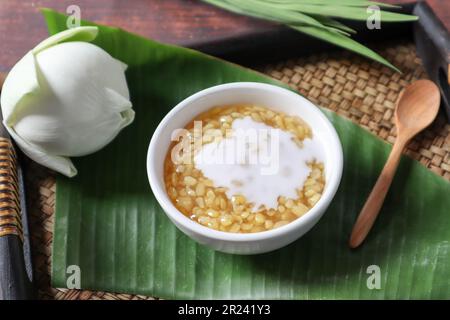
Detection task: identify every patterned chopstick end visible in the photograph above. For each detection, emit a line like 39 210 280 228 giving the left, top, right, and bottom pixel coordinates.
0 137 23 241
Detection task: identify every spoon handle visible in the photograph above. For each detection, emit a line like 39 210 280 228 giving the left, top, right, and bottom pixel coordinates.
349 137 409 248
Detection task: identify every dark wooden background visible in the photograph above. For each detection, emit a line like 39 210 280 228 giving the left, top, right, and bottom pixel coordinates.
0 0 449 74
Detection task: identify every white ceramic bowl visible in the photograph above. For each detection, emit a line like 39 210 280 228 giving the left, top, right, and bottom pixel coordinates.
147 82 343 254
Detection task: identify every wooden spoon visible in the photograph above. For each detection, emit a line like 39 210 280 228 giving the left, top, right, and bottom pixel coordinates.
349 79 441 249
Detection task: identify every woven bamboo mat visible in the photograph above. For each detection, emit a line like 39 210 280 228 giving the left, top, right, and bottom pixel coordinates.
24 41 450 300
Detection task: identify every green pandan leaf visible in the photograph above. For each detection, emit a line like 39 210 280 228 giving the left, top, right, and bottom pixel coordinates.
291 24 400 72
200 0 417 71
43 9 450 299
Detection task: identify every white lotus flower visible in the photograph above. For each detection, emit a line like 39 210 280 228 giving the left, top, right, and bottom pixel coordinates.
0 26 134 177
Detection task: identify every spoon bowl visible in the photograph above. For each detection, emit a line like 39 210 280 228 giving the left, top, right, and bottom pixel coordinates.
395 79 441 137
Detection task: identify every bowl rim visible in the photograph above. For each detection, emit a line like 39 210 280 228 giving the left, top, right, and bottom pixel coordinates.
147 82 343 242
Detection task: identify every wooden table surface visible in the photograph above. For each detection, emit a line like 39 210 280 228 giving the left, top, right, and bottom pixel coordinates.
0 0 449 75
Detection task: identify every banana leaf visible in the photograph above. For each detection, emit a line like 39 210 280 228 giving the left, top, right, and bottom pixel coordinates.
42 9 450 299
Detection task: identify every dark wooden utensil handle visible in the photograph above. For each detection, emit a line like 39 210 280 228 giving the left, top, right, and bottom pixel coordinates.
0 77 34 300
0 136 33 299
0 237 32 299
414 1 450 120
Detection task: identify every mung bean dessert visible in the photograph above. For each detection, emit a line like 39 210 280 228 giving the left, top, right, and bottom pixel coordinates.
164 105 325 233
